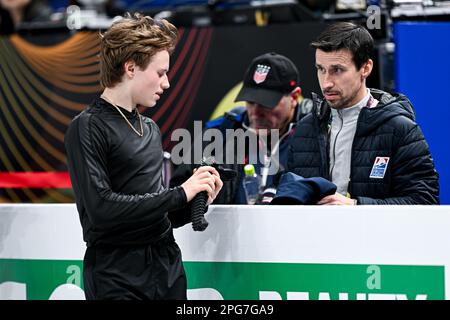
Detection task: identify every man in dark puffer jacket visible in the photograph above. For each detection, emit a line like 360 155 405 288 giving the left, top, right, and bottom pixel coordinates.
287 22 439 205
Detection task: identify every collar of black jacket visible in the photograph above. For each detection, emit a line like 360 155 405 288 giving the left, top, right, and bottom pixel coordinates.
311 89 414 119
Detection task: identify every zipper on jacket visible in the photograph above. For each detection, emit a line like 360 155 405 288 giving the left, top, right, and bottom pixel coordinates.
348 108 366 197
318 118 331 180
330 110 344 179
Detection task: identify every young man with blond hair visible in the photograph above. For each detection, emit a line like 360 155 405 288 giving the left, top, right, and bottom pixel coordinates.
64 13 222 300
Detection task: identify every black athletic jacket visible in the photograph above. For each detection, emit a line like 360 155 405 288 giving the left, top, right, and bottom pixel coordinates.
288 89 439 204
64 98 191 247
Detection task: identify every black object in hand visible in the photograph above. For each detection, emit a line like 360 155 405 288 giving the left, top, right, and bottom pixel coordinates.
190 157 236 232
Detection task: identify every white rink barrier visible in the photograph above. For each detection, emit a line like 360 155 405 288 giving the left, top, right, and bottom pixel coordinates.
1 204 449 300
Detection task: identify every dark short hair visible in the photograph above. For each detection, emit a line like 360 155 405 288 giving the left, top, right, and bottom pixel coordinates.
310 22 374 69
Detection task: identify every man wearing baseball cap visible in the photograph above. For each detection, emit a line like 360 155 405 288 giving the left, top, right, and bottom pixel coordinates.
234 52 311 137
170 52 313 204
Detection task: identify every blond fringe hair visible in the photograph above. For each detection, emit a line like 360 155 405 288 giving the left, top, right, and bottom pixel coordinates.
99 12 178 88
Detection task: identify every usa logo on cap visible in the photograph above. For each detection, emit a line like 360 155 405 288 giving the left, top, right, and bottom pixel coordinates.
253 65 271 84
369 157 390 179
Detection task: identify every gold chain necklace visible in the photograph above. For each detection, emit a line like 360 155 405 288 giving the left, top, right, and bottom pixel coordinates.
101 95 144 137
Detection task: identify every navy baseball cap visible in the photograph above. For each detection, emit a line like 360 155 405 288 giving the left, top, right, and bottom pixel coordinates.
234 52 300 108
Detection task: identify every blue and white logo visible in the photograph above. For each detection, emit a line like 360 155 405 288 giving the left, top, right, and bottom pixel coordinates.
369 157 390 179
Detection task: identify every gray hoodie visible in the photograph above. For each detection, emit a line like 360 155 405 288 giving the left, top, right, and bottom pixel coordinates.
329 89 378 195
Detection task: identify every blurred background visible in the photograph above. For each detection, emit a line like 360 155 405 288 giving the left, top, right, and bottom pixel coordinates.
0 0 449 203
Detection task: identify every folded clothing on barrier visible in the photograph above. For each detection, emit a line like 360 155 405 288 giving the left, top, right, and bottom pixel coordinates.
270 172 337 205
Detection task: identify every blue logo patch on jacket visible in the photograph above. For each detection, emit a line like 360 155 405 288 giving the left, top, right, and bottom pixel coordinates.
369 157 390 179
